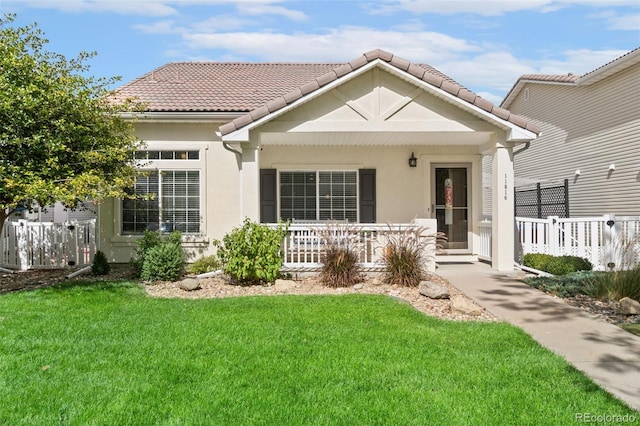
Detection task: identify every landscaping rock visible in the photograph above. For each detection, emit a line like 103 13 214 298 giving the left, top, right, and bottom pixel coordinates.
274 279 297 291
451 295 483 316
619 297 640 315
353 284 363 290
419 280 450 299
179 278 201 291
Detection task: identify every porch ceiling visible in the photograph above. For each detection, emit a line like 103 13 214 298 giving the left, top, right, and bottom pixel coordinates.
259 131 494 146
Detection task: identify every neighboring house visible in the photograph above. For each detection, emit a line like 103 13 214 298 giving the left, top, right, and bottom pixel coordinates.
100 49 539 271
502 47 640 218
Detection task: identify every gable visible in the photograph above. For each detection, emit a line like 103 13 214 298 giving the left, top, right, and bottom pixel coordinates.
256 66 499 135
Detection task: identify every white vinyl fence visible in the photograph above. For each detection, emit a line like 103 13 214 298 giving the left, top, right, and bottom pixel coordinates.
516 215 640 271
0 219 97 270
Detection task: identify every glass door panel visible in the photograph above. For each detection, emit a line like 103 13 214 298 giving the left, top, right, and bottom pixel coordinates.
434 166 469 250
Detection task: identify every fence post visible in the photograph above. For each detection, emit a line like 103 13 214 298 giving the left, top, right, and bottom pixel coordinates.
548 216 560 256
603 214 617 270
65 222 79 267
17 220 29 270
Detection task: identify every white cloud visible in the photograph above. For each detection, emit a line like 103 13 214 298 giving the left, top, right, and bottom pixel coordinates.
181 26 480 63
536 49 630 75
608 12 640 30
5 0 179 16
134 20 180 34
4 0 306 19
236 3 307 21
375 0 640 16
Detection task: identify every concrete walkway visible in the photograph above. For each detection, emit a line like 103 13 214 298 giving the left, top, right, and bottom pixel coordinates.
437 262 640 412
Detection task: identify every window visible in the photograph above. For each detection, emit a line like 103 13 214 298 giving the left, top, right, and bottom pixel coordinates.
122 170 200 234
280 171 357 222
134 150 199 160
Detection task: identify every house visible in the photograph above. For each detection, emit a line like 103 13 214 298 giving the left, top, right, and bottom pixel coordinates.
99 49 539 271
502 47 640 218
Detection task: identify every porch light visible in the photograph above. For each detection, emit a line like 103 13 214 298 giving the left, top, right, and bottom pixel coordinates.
408 152 417 168
608 163 616 171
574 169 581 176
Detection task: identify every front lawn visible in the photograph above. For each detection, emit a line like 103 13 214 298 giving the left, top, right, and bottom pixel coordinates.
0 281 636 424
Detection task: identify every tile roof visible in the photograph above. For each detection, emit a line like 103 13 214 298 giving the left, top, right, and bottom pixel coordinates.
114 48 540 136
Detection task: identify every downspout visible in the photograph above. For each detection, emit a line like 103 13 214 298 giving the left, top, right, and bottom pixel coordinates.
222 141 243 163
217 132 244 222
512 141 530 156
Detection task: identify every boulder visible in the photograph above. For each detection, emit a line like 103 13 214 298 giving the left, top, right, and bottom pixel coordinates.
451 295 483 316
274 279 297 291
419 281 450 299
179 278 201 291
619 297 640 315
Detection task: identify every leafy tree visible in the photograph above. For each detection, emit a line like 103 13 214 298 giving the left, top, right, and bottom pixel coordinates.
0 14 144 230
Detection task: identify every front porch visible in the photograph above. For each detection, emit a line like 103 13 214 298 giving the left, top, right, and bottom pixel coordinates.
221 52 538 271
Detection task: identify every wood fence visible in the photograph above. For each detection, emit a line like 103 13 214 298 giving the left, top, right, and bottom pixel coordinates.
0 220 97 270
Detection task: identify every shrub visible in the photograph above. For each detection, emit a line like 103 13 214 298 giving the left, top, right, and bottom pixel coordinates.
130 230 162 276
587 265 640 302
379 224 441 287
214 218 288 284
91 250 110 276
317 223 364 288
140 232 185 282
187 255 221 275
523 253 592 276
524 270 598 298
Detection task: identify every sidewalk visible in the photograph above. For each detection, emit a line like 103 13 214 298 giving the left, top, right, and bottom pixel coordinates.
437 262 640 412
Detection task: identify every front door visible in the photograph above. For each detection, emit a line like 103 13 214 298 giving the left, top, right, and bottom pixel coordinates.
432 165 470 251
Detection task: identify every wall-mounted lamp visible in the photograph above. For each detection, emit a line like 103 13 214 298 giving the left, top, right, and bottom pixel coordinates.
574 169 581 176
408 152 417 168
608 163 616 171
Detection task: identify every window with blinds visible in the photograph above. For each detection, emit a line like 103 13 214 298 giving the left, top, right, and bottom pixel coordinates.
122 170 200 234
280 171 357 222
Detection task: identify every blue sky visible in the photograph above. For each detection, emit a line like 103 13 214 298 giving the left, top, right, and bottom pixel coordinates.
2 0 639 103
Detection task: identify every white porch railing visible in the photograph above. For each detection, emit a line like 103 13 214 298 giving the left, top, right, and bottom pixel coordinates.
478 219 492 262
271 222 438 271
509 215 640 271
0 219 97 270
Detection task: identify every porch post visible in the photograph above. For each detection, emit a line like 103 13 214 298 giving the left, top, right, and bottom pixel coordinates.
491 145 515 271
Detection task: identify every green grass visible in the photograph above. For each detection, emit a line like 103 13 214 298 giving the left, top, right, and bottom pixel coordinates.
0 281 637 425
621 323 640 337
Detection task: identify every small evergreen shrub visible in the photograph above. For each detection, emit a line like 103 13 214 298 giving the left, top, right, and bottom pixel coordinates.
523 253 593 276
140 232 185 282
214 218 288 284
130 230 184 282
91 250 110 276
524 270 598 298
187 255 221 275
130 230 162 276
318 223 363 288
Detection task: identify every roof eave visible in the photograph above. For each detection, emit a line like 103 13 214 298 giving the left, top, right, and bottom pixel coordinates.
120 111 242 122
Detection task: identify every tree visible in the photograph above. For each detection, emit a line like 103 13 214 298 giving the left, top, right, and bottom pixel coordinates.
0 14 143 230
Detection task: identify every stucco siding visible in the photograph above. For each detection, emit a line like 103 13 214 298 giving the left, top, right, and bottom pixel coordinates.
98 121 240 263
510 64 640 217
